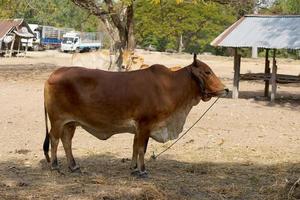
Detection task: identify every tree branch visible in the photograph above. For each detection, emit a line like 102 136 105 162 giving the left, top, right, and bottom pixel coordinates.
71 0 108 16
104 0 125 34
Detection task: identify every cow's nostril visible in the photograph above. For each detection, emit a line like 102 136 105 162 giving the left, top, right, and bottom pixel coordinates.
225 88 229 94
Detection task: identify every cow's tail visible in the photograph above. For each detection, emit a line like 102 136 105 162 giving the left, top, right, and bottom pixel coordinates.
43 103 50 163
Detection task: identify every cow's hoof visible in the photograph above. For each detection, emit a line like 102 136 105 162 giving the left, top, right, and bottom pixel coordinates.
69 165 81 173
131 168 140 176
130 165 137 170
131 170 148 178
138 171 148 179
51 164 59 171
51 159 59 170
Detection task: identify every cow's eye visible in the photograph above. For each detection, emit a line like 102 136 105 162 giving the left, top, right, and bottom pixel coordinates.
205 71 211 75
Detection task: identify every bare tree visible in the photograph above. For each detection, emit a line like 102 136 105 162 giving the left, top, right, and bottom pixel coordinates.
70 0 270 69
71 0 134 70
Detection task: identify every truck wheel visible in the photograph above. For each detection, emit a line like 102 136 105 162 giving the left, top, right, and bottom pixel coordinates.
33 45 39 51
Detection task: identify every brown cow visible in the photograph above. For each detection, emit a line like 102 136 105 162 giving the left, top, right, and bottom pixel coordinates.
71 49 111 70
139 64 150 70
140 64 181 71
71 49 145 71
169 65 182 71
120 50 145 71
43 54 228 177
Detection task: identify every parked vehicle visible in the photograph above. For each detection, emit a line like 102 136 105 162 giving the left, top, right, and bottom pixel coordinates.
24 24 74 50
60 31 102 52
21 24 42 51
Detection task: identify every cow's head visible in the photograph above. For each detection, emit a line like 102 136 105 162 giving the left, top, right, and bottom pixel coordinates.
121 50 144 71
190 54 229 101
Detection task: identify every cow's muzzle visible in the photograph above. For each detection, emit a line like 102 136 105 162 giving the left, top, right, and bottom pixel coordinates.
224 88 229 96
206 88 229 97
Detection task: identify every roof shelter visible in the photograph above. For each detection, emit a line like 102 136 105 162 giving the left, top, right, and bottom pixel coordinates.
211 15 300 101
0 19 34 57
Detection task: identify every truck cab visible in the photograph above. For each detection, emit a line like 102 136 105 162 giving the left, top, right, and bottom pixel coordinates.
61 32 80 52
61 31 102 53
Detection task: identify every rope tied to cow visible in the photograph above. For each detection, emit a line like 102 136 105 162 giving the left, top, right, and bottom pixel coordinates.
151 96 221 160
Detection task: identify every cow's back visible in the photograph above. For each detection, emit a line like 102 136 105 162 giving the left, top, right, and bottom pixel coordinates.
45 66 176 122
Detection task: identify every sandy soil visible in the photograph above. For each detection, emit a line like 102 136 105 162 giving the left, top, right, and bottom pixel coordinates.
0 50 299 200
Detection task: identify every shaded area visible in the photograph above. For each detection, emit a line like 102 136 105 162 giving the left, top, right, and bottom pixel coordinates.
0 64 57 81
222 87 300 111
0 155 299 200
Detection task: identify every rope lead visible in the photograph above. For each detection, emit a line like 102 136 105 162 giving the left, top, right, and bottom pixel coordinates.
151 96 220 160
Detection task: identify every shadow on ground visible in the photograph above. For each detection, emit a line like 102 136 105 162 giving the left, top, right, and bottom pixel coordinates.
0 154 299 200
223 89 300 111
0 64 58 83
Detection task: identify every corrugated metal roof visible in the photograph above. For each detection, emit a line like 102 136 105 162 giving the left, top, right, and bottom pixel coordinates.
13 30 34 38
211 15 300 49
0 19 23 40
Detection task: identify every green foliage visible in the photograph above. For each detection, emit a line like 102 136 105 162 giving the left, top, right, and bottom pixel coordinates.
266 0 300 14
134 0 236 53
0 0 100 31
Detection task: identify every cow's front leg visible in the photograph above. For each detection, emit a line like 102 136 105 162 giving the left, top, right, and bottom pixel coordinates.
131 135 149 170
131 129 150 178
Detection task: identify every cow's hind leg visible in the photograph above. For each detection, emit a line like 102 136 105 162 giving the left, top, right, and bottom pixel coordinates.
49 125 62 170
61 122 80 172
130 134 138 170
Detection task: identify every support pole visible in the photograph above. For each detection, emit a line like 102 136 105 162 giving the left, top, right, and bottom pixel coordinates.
264 49 270 97
17 39 21 57
24 39 28 58
232 48 241 99
252 46 258 58
9 34 16 57
270 49 277 102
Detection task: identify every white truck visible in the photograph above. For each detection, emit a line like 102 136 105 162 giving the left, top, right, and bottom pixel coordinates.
25 24 74 50
60 31 102 52
21 24 41 51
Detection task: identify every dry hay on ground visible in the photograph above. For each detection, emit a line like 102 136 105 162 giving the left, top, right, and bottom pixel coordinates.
0 51 299 199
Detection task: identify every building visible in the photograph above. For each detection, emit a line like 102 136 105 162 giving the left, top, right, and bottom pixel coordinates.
211 15 300 101
0 19 34 57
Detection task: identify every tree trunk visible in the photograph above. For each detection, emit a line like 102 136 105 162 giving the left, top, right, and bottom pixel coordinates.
71 0 135 71
115 3 135 69
126 4 135 50
178 34 183 53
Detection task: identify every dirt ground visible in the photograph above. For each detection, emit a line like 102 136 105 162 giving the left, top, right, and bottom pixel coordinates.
0 50 299 200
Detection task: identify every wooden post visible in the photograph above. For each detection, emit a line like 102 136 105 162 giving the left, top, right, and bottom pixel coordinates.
17 39 21 57
5 44 9 57
9 34 16 57
24 39 28 58
178 34 183 53
270 49 277 102
252 46 258 58
232 48 241 99
264 49 270 97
